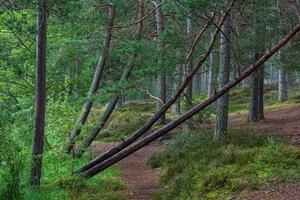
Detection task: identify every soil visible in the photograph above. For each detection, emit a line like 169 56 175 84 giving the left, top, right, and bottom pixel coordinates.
92 106 300 200
92 142 163 200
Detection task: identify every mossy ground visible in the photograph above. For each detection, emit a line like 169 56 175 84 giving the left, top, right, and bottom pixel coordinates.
147 129 300 200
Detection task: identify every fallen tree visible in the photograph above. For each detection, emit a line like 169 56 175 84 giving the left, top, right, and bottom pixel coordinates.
66 5 115 153
78 23 300 179
76 0 235 173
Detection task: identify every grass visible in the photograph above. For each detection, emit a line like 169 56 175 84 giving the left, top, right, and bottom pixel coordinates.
147 129 300 200
20 167 125 200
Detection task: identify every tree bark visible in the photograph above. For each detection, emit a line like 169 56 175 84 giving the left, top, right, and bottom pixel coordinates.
29 0 47 187
215 0 231 138
184 13 193 131
172 63 182 116
76 2 234 174
78 24 300 179
66 5 115 153
73 1 145 157
278 67 288 102
248 56 259 122
155 0 167 125
208 49 215 97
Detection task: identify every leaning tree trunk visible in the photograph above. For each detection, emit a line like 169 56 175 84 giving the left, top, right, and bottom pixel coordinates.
78 24 300 179
29 0 47 187
66 5 115 153
74 63 134 156
76 2 234 174
155 0 167 125
74 0 145 157
215 0 231 138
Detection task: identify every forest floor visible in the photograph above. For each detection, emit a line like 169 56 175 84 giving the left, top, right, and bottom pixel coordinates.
92 105 300 200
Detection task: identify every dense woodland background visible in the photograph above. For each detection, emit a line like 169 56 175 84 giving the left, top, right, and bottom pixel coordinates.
1 0 300 199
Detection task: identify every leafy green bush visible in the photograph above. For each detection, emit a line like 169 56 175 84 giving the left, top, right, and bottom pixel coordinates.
148 129 300 200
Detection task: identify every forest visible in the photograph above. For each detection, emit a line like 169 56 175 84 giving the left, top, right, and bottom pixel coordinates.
1 0 300 199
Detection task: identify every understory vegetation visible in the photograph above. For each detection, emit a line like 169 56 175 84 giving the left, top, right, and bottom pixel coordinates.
148 129 300 200
0 100 125 200
1 82 299 199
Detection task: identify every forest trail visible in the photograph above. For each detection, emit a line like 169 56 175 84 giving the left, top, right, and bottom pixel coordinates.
229 105 300 146
92 105 300 200
92 142 164 200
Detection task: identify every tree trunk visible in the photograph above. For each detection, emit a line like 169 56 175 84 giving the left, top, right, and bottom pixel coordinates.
78 24 300 179
172 64 182 116
74 0 145 156
278 67 288 102
29 0 47 187
66 5 115 153
215 0 231 138
257 66 264 120
74 62 134 156
248 57 259 122
183 13 193 131
155 0 167 125
248 0 266 122
76 2 235 174
208 49 215 97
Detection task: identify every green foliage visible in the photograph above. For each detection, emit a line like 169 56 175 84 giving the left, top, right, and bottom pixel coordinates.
0 131 23 200
148 129 300 200
0 99 125 200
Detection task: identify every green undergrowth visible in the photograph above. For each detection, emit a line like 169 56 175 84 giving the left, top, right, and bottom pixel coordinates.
85 101 176 142
193 84 300 116
147 129 300 200
21 168 125 200
229 84 300 114
0 100 125 200
81 84 300 143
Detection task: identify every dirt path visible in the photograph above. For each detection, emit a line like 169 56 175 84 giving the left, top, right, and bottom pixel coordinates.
92 142 164 200
229 105 300 145
92 106 300 200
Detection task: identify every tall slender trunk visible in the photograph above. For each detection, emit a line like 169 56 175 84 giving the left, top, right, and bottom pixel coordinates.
172 63 182 116
248 55 259 122
155 0 167 124
215 0 231 138
29 0 47 187
184 13 193 130
257 65 264 120
248 0 265 121
278 67 288 102
208 49 215 97
66 5 115 153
